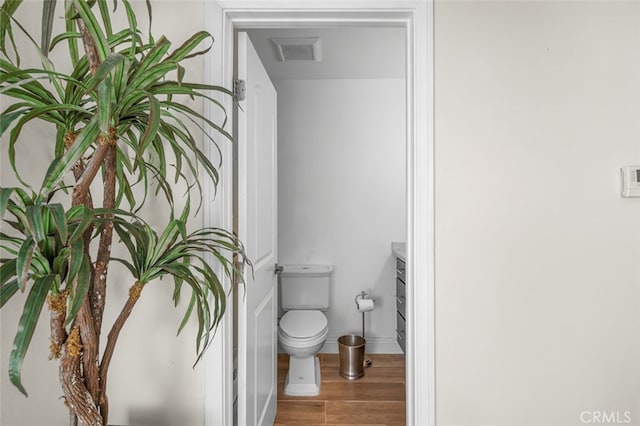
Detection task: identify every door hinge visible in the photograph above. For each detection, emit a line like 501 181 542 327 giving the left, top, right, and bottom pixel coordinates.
234 79 246 101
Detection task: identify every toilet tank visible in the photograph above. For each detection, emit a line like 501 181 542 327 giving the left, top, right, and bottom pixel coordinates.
280 264 333 311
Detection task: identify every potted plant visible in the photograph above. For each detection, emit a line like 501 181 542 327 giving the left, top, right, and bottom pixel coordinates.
0 1 246 424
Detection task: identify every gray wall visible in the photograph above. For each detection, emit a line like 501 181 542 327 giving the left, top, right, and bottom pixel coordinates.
435 2 640 425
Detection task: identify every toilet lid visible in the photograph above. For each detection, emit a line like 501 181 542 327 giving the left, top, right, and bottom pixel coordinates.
280 310 327 339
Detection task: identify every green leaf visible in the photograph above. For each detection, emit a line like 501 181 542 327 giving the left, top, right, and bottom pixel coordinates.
0 0 24 63
25 204 45 242
65 253 89 326
47 203 68 244
0 109 26 138
150 220 180 264
163 100 232 142
9 274 54 396
40 116 100 199
112 221 137 260
130 36 170 80
141 223 158 272
3 11 65 99
96 0 113 38
137 92 160 156
72 0 109 61
0 187 15 217
0 278 20 308
16 237 35 291
0 259 18 286
164 31 212 63
97 75 112 134
128 62 175 92
40 0 57 57
30 248 51 276
12 187 33 206
0 61 66 100
64 0 79 65
66 238 84 286
41 235 57 260
176 214 188 239
8 104 91 190
143 0 152 42
7 101 75 141
109 257 138 278
84 52 125 92
177 291 195 336
67 206 92 243
49 31 81 51
52 247 70 276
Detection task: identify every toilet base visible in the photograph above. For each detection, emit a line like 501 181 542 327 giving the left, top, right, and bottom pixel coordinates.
284 356 321 396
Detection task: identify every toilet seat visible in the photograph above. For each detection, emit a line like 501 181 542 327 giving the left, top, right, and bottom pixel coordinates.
278 310 328 396
279 310 327 340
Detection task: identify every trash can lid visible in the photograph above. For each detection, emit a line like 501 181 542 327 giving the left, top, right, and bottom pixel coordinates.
338 334 365 347
280 310 327 339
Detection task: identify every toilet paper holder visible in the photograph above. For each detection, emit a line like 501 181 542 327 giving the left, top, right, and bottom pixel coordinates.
354 291 375 338
354 291 375 309
354 291 374 369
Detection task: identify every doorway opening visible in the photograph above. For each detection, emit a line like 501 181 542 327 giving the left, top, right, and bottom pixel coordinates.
234 25 408 424
202 3 435 426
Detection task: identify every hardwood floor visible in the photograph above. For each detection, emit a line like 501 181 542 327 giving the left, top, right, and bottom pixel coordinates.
275 353 406 426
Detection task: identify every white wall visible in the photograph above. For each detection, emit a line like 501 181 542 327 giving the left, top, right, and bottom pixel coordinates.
275 78 406 353
435 2 640 425
0 2 209 425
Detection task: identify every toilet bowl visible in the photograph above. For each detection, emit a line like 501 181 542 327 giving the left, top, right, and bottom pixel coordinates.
278 310 328 396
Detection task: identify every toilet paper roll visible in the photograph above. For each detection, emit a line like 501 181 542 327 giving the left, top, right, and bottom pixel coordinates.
356 298 375 313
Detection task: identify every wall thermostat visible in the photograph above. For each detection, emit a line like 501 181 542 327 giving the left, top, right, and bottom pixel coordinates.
621 165 640 197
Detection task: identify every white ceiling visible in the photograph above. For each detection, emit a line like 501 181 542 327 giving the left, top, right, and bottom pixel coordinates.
245 27 406 81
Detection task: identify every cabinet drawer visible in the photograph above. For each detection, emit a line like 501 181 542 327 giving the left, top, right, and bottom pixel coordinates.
396 311 406 353
396 258 405 282
397 333 405 353
396 276 406 319
395 257 406 354
396 283 406 319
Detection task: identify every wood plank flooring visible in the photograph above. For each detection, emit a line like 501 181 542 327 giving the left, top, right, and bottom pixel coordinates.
275 353 406 426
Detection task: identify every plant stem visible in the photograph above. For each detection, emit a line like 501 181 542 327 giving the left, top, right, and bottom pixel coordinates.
72 143 111 205
64 129 102 424
77 19 100 76
91 134 118 421
98 281 146 423
48 290 69 359
59 328 102 426
91 136 116 338
78 300 100 411
62 12 114 426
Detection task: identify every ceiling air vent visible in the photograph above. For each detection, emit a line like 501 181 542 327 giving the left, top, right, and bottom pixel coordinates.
270 37 321 62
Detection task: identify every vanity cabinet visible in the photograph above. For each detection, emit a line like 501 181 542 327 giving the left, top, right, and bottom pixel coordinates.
395 257 406 353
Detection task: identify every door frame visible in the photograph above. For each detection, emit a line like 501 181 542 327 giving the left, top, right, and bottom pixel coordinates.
202 1 435 425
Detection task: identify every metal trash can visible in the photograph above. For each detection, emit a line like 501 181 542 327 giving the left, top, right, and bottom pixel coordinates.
338 334 366 380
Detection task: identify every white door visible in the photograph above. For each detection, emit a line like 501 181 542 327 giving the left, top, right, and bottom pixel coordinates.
236 32 278 426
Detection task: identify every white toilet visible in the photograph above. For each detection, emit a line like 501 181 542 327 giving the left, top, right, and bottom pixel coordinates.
278 264 333 396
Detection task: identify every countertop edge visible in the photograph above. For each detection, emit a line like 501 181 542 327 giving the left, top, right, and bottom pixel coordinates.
391 241 406 261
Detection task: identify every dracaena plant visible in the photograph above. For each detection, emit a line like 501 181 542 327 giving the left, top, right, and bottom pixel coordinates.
0 1 247 425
